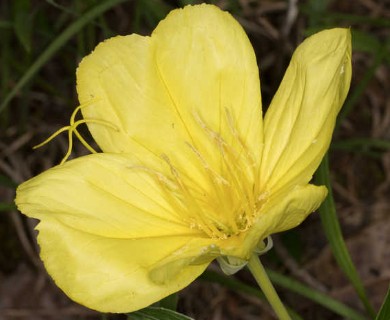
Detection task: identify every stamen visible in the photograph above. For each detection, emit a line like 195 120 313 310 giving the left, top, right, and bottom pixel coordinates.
185 142 238 233
160 154 226 239
225 108 256 166
193 111 227 149
185 142 229 186
132 162 219 238
129 165 178 191
191 110 259 235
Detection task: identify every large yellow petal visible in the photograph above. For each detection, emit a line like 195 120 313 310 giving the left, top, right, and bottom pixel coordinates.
152 4 263 163
16 153 222 311
36 219 214 312
16 153 202 239
76 34 181 157
76 4 262 179
260 29 351 193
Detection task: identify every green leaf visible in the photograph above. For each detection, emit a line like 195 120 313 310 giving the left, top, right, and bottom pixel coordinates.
127 307 194 320
351 30 382 55
376 286 390 320
0 0 128 114
158 293 178 311
12 0 34 53
322 13 390 28
301 0 334 27
332 138 390 152
314 154 375 318
0 203 16 211
45 0 76 15
135 0 171 30
0 19 12 29
0 174 18 188
178 0 196 5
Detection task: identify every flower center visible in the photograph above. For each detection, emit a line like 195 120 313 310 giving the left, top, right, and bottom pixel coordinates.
148 109 266 239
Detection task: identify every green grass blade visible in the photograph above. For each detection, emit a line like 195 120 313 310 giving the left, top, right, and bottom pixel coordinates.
315 154 375 317
45 0 76 15
12 0 33 53
351 30 382 55
201 270 303 319
0 174 17 188
0 20 12 29
266 270 366 320
0 203 16 211
202 269 366 320
332 138 390 151
0 0 128 114
321 12 390 28
376 286 390 320
178 0 196 5
1 17 11 128
301 0 335 27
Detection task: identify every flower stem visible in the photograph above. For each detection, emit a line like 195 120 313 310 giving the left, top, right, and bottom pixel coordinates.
247 254 292 320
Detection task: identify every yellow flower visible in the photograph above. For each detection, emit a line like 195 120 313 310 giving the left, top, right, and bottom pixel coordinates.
15 4 351 313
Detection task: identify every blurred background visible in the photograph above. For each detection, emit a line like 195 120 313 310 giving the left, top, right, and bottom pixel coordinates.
0 0 389 319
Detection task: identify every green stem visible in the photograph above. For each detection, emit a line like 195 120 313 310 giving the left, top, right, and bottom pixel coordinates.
247 254 292 320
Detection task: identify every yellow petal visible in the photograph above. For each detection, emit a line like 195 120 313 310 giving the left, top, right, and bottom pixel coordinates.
35 219 214 312
240 184 328 258
76 4 262 176
16 153 221 311
16 153 201 239
260 29 351 193
76 34 179 157
152 4 263 163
